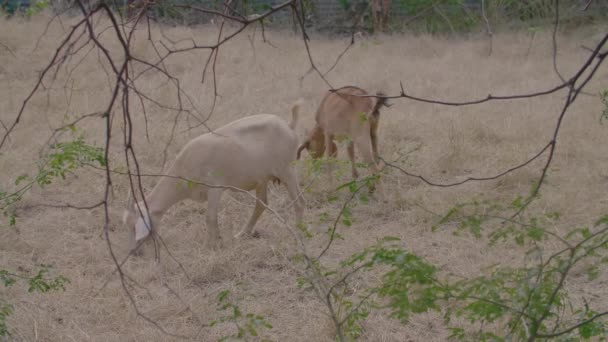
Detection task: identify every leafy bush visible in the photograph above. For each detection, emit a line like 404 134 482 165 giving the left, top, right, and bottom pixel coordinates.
1 0 48 16
0 132 101 336
211 290 273 341
0 266 69 337
1 133 105 226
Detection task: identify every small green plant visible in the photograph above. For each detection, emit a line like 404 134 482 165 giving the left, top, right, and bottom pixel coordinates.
0 265 69 337
314 236 440 341
0 132 105 225
0 303 12 337
24 0 48 16
600 90 608 123
309 170 608 341
211 290 273 341
396 0 478 33
0 0 48 16
428 197 608 340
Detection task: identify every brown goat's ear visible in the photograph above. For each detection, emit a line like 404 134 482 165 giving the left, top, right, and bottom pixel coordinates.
297 141 310 160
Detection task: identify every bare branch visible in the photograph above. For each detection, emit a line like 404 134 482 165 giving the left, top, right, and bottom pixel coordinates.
0 14 96 151
0 40 16 58
536 311 608 338
380 142 552 188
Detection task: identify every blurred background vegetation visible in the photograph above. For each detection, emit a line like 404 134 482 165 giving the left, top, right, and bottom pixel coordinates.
2 0 606 33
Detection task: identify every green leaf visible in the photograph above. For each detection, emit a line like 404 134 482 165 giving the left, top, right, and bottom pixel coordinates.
359 192 369 204
327 195 339 203
511 196 524 209
356 111 368 123
433 206 460 231
527 226 544 241
579 318 605 338
336 179 357 192
0 271 16 288
586 265 600 281
217 290 230 303
0 303 14 337
379 236 401 242
338 0 350 10
14 174 29 186
448 327 465 340
515 233 525 246
297 222 313 239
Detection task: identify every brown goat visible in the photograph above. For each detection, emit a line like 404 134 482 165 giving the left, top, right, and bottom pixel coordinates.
297 86 389 191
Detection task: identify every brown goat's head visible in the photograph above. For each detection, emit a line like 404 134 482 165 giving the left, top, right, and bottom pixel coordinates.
297 126 336 160
297 126 324 159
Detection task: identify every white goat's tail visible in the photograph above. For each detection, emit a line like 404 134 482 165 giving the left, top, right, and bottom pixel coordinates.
289 98 304 131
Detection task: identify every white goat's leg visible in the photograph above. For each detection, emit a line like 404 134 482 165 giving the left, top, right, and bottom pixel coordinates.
235 182 268 239
204 188 224 250
281 168 304 229
347 141 359 179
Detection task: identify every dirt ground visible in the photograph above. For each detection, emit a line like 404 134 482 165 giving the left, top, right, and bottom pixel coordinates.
1 12 607 342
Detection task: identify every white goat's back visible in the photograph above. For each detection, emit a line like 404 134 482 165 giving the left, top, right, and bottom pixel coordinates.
168 114 298 194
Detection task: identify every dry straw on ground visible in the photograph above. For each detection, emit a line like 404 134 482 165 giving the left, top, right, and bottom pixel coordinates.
1 11 607 341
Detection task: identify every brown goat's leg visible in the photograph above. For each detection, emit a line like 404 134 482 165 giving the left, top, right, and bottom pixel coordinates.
204 188 223 250
235 183 268 239
329 140 338 159
370 123 380 163
356 136 384 199
325 133 336 188
347 141 359 179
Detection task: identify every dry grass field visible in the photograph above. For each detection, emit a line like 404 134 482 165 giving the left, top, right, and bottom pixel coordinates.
1 11 607 341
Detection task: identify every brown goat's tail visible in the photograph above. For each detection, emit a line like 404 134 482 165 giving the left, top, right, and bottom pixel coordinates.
372 91 391 117
289 98 304 131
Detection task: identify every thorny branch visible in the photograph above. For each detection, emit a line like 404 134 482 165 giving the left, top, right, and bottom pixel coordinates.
357 32 608 216
0 40 16 58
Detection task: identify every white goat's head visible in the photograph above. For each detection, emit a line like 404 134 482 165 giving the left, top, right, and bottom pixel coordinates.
122 193 154 252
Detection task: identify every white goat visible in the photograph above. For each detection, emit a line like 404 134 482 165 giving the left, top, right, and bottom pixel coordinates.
122 102 304 252
297 86 389 191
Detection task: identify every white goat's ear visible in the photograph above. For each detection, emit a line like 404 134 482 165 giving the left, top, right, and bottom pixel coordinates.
135 215 151 241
